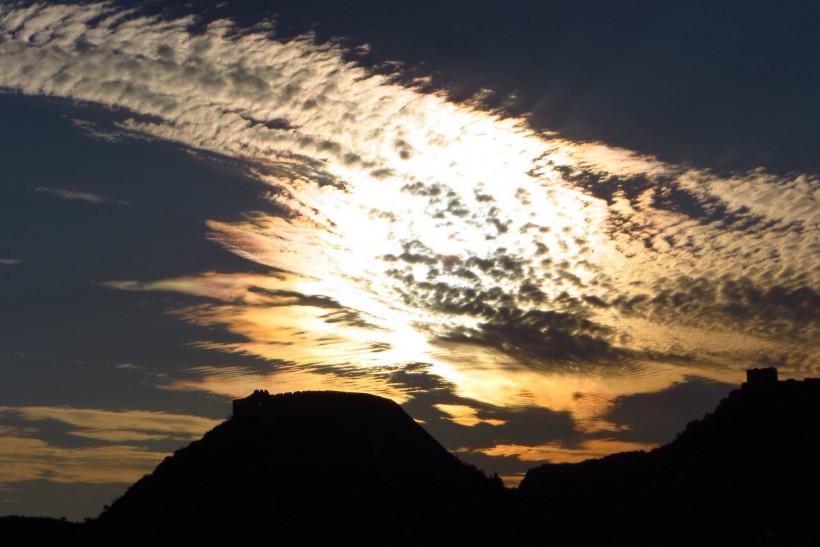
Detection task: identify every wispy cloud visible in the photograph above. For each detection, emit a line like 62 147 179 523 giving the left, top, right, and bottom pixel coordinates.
0 432 167 484
0 406 219 443
0 258 20 266
35 186 129 205
472 437 657 464
67 117 156 144
0 406 218 485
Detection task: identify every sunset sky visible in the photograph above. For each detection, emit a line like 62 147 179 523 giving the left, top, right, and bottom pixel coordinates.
1 0 817 520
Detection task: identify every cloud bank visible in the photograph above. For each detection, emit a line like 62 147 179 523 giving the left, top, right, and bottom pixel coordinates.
0 1 816 483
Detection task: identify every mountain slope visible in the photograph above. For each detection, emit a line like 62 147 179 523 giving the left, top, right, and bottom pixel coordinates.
4 376 818 545
94 390 505 543
519 377 820 545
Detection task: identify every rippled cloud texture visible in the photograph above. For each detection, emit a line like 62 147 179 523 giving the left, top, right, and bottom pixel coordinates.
0 1 817 501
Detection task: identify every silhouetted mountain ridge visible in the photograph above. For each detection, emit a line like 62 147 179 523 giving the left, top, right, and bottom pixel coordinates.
94 390 505 543
2 374 818 545
519 374 820 545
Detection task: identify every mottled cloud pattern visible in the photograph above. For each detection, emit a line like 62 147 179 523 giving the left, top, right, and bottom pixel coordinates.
0 2 816 485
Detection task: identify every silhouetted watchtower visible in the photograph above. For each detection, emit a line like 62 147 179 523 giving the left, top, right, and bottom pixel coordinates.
232 389 270 417
744 367 778 388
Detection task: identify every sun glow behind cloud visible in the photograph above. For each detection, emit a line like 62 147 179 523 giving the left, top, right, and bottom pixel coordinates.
0 1 817 481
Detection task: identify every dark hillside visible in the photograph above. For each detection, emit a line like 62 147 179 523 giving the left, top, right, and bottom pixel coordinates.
519 372 820 545
3 372 817 546
94 390 505 543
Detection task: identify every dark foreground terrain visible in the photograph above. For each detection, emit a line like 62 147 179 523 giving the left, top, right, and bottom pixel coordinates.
2 371 818 545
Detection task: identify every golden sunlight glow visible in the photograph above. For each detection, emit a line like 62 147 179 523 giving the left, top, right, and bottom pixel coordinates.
435 404 506 427
477 438 658 464
164 365 412 404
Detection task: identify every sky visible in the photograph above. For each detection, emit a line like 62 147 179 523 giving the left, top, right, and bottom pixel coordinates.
0 0 817 520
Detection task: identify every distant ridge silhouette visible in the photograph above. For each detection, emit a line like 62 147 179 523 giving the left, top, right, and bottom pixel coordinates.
2 372 818 545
